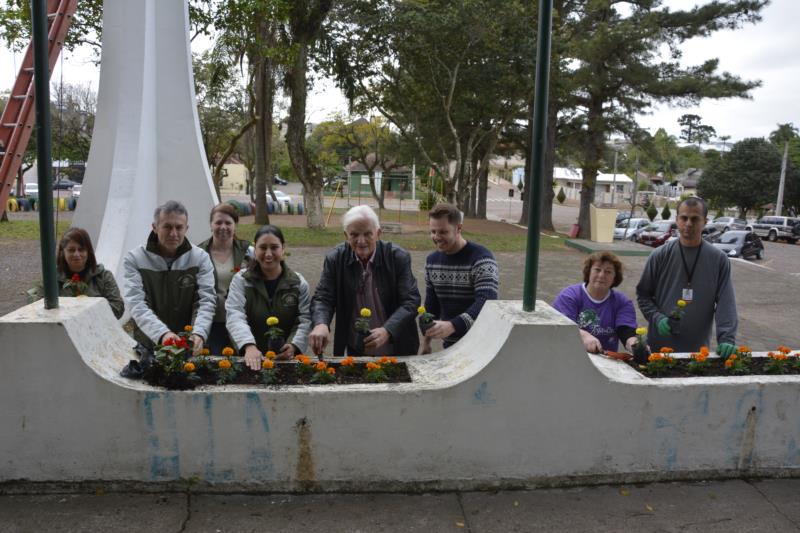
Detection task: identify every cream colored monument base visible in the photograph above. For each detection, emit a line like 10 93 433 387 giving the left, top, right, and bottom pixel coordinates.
589 204 617 243
1 299 798 491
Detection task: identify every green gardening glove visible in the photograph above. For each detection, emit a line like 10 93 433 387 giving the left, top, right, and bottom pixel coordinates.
717 343 736 358
656 317 671 336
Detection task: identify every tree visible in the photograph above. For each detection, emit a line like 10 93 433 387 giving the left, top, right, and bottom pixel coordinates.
324 0 535 217
678 114 716 145
768 123 799 146
284 0 335 229
555 0 765 239
318 116 404 208
699 138 781 218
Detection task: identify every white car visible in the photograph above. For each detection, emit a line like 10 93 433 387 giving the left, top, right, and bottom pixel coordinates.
614 218 649 240
268 190 292 210
71 184 82 198
24 183 39 198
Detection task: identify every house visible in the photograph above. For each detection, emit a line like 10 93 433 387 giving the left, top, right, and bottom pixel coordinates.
215 154 249 193
339 156 413 198
675 168 703 197
552 167 634 205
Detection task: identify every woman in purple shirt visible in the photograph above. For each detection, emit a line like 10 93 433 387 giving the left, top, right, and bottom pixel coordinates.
553 252 640 354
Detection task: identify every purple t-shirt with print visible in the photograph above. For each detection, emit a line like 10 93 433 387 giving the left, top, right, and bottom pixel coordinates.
552 283 637 351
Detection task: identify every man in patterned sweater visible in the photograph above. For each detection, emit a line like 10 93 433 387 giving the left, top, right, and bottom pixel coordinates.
421 203 499 353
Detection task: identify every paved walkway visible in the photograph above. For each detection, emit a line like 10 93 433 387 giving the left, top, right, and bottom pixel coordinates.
1 479 798 532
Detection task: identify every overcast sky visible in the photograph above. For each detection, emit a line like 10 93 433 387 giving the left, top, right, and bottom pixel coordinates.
0 0 797 144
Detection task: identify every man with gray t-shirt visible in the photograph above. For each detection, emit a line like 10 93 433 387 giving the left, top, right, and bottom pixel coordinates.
636 197 738 356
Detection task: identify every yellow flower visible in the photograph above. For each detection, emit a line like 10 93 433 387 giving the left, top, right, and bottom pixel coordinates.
360 308 372 318
221 347 235 357
417 306 426 315
183 325 193 332
266 316 279 327
262 359 274 370
635 327 647 336
183 362 196 372
265 351 277 360
218 359 232 370
677 299 687 308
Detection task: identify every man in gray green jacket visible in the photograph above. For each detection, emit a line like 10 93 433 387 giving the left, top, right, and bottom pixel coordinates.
122 201 216 353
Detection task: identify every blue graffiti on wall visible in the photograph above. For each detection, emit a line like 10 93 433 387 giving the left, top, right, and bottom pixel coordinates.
143 392 180 480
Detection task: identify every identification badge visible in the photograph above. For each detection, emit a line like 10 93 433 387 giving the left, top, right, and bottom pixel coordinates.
682 288 694 302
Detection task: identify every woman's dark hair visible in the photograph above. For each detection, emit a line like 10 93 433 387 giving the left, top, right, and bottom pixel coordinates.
57 227 97 274
247 225 286 277
582 251 623 288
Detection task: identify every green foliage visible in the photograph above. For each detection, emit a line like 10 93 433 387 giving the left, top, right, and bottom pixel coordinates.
418 192 438 212
699 138 783 217
646 204 658 222
556 187 566 205
678 114 716 145
661 204 671 221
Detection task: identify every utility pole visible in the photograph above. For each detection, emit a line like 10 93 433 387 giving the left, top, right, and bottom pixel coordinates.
775 141 789 216
610 150 618 206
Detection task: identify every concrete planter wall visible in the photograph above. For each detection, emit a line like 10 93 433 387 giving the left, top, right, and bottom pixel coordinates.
1 298 798 491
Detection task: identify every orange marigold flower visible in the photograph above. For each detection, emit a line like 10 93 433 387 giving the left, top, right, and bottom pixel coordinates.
659 347 674 354
692 352 707 363
218 359 232 369
699 346 709 356
366 362 381 370
200 348 210 356
389 357 398 364
728 354 737 361
315 361 328 371
265 351 277 360
777 346 791 355
262 359 274 370
183 362 196 372
380 356 390 364
327 367 336 375
341 356 355 366
738 346 751 353
222 347 235 356
648 353 663 362
666 357 675 364
295 355 311 365
725 359 734 368
183 325 193 332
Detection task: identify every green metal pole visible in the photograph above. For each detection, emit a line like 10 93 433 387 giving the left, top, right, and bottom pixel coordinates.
31 0 59 309
522 0 554 312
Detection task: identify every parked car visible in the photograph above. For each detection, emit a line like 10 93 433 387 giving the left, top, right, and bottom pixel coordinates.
24 183 39 198
710 230 764 260
637 220 678 247
710 216 749 232
751 216 799 244
267 190 292 210
666 225 721 245
273 175 288 186
71 184 82 198
613 218 650 240
53 178 77 190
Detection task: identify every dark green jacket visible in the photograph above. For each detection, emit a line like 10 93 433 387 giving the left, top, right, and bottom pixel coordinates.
122 233 216 347
197 237 251 320
225 264 311 354
28 264 125 319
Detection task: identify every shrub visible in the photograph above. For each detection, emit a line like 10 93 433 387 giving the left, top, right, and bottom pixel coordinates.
556 187 566 204
418 192 437 211
661 203 671 220
646 204 658 221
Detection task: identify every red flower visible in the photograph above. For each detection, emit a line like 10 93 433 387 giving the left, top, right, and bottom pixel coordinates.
71 273 81 282
163 338 175 346
232 266 241 273
176 337 189 349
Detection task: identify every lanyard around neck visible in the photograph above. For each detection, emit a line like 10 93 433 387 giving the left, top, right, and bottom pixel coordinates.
678 241 702 287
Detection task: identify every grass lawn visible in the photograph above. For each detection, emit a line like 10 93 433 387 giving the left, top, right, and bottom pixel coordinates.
0 218 565 253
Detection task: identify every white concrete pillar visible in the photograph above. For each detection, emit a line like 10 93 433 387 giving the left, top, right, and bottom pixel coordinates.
73 0 217 291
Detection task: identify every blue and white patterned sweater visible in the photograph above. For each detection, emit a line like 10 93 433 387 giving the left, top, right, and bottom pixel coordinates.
424 241 499 346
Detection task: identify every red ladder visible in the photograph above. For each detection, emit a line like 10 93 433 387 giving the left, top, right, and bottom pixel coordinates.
0 0 78 217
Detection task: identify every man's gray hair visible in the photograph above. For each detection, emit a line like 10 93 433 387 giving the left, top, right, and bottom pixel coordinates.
153 200 189 223
342 205 380 231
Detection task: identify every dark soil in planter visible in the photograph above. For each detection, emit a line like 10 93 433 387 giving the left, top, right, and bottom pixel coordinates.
142 361 412 390
625 357 800 378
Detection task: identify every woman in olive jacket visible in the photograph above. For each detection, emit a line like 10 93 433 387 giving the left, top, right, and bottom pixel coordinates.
29 227 125 319
225 225 311 371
